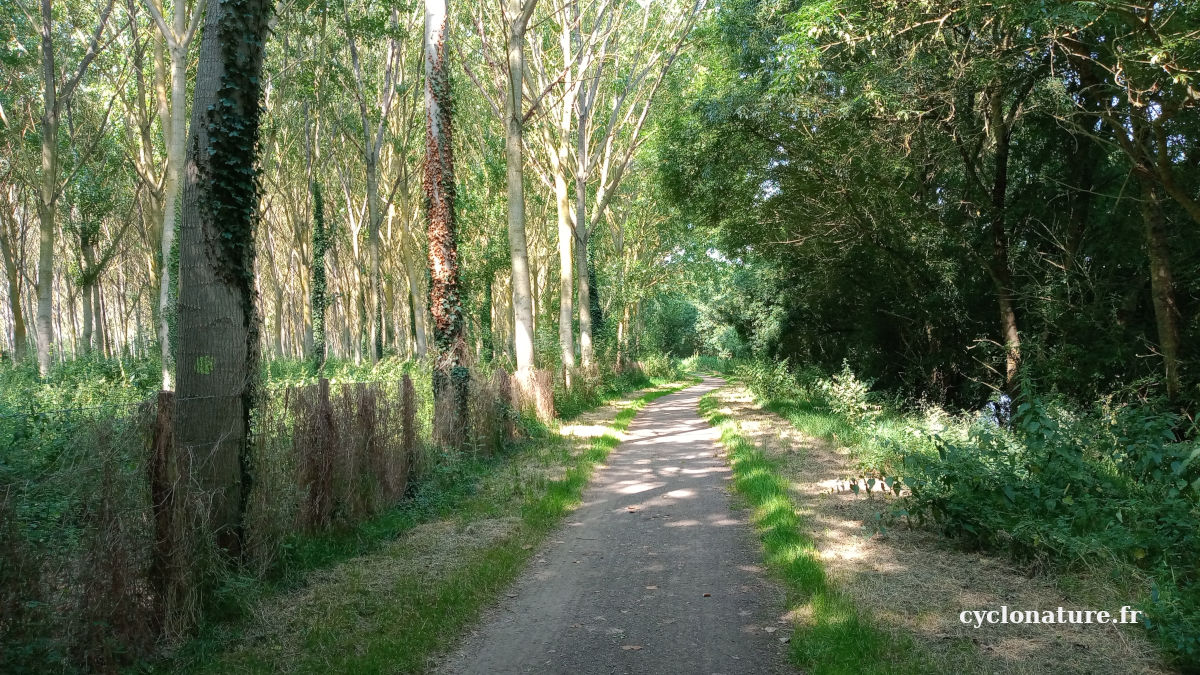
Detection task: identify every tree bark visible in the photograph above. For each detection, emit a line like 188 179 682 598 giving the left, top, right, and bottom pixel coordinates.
36 0 59 377
366 155 382 363
504 0 536 376
554 158 574 381
574 126 593 370
1139 177 1182 401
174 0 271 555
81 232 97 352
552 18 576 384
158 42 186 389
987 91 1020 395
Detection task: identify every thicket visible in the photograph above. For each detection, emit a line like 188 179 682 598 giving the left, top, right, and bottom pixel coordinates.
735 359 1200 669
0 354 571 672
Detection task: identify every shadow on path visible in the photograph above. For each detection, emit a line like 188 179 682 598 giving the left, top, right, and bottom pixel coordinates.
438 377 792 675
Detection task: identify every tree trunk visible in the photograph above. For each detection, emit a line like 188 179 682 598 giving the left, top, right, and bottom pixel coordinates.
81 234 97 352
96 281 109 356
617 302 629 369
310 180 328 371
574 188 592 370
481 271 494 361
355 279 366 363
554 162 574 381
574 72 594 370
403 233 428 358
159 40 187 390
425 0 467 443
988 95 1020 395
272 287 284 357
1139 177 1182 401
0 223 27 362
554 19 576 384
366 152 382 364
174 0 271 556
36 0 59 377
505 1 536 375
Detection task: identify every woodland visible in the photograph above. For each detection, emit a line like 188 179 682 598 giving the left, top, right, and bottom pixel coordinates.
0 0 1198 672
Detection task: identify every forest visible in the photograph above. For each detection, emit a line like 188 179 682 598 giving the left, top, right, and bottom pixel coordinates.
1 0 1198 672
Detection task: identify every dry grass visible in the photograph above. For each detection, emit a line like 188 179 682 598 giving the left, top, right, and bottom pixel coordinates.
515 369 555 424
713 385 1171 675
230 517 522 664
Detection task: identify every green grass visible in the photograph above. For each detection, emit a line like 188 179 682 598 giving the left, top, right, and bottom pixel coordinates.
698 392 937 675
169 380 695 674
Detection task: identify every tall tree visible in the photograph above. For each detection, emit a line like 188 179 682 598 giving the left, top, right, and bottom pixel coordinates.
0 184 30 362
310 179 328 373
425 0 467 439
1056 4 1199 400
571 0 700 368
344 5 401 364
143 0 205 389
503 0 537 377
174 0 271 554
34 0 116 375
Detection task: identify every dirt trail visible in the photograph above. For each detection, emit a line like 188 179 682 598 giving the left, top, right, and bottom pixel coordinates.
438 377 792 675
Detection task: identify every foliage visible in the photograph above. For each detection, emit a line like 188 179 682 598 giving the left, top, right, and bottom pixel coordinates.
553 364 655 420
816 361 881 427
741 357 1200 669
638 353 680 381
900 395 1200 666
736 359 800 403
659 0 1200 408
310 181 329 374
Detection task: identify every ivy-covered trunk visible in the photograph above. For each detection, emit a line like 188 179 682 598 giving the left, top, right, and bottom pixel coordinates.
424 0 467 443
174 0 271 556
310 181 328 374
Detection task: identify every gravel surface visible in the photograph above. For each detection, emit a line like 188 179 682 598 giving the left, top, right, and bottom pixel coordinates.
438 377 793 675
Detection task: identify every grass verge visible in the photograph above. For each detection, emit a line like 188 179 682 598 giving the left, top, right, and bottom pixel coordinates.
168 379 695 674
698 391 936 675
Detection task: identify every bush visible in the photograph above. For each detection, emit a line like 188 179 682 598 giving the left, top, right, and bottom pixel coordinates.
679 354 730 374
817 361 882 426
637 353 676 379
900 391 1200 668
738 357 1200 668
735 359 798 401
554 364 653 420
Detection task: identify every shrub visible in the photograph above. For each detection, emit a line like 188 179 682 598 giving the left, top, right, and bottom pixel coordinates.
816 361 881 426
899 391 1200 668
735 359 798 401
737 357 1200 668
639 353 680 380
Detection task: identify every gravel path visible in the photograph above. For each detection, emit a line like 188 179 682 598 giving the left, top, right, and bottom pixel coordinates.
438 377 792 675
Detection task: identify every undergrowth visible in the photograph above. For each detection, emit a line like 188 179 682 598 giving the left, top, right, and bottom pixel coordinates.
733 358 1200 670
